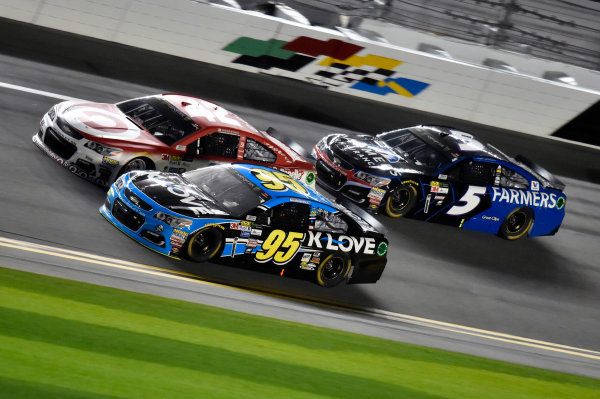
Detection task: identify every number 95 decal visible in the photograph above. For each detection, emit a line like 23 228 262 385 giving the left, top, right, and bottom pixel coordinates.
256 229 304 265
447 186 487 216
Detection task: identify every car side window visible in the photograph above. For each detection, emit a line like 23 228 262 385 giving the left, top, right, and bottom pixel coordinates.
268 203 309 231
196 132 239 159
496 165 529 189
448 161 496 186
244 138 277 163
313 208 348 234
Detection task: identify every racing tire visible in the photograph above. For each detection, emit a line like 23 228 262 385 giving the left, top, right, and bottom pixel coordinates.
185 228 223 263
316 253 350 287
384 184 417 218
498 207 534 240
118 157 153 177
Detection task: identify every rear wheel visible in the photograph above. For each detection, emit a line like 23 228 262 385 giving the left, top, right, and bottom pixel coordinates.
185 228 223 262
498 207 534 240
385 184 417 218
316 254 350 287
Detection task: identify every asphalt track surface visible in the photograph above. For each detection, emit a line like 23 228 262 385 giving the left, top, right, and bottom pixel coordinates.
1 20 599 378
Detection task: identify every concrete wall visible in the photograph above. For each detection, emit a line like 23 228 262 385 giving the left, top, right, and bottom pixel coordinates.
1 0 599 139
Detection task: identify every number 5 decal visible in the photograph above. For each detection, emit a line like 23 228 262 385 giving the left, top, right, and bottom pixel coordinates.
447 186 487 216
256 229 304 264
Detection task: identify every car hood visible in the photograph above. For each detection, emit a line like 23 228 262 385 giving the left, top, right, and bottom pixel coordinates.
329 134 425 176
130 172 228 217
61 102 165 146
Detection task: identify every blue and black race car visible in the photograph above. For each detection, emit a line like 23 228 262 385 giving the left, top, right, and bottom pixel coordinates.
100 163 388 286
313 125 567 240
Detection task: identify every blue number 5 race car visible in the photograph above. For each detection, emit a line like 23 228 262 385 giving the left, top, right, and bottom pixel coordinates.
313 125 567 240
100 163 388 286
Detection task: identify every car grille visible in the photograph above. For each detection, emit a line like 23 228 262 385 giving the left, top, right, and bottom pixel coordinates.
112 197 145 231
74 159 95 175
43 127 77 159
341 186 371 203
316 160 347 189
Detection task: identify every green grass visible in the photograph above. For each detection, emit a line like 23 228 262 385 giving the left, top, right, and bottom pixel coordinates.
0 267 597 399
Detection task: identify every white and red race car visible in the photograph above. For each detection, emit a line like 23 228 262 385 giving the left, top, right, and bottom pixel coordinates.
33 93 316 187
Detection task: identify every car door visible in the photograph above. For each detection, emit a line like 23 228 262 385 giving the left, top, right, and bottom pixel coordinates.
250 201 310 266
427 159 496 227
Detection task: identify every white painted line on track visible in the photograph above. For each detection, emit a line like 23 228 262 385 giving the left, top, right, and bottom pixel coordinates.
1 235 599 361
0 81 80 101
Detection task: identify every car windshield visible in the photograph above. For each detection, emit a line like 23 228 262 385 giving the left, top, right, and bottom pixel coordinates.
377 130 449 168
117 97 199 145
182 166 264 217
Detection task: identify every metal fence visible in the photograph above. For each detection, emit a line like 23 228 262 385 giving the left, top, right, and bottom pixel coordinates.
231 0 600 71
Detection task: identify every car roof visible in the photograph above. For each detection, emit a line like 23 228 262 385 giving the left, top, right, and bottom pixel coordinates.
232 163 334 206
408 125 511 161
161 93 261 135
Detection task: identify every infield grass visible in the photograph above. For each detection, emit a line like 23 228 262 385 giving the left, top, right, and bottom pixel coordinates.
0 267 598 399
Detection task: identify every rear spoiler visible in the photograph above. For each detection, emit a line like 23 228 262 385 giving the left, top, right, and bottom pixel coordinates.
515 155 566 191
336 197 388 236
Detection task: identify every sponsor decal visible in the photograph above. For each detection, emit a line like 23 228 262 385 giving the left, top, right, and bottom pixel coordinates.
301 253 312 263
401 180 419 186
305 231 377 255
482 215 500 222
251 228 262 236
168 167 178 173
246 239 259 248
377 242 387 256
437 174 448 180
170 229 188 248
102 157 119 167
176 145 186 151
241 230 250 238
170 155 182 162
230 222 240 230
531 181 540 191
155 224 164 233
299 263 316 271
162 154 170 160
246 215 257 221
368 187 386 206
491 187 561 209
218 128 239 134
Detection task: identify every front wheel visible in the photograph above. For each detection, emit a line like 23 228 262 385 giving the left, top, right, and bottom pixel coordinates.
119 157 152 176
185 228 223 262
384 184 417 218
498 207 534 240
316 254 350 287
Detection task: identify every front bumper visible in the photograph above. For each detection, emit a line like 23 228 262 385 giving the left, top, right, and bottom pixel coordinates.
33 112 122 186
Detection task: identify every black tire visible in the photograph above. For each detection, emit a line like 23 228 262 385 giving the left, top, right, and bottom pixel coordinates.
184 228 223 262
316 253 350 287
498 207 534 240
384 184 417 218
118 157 153 176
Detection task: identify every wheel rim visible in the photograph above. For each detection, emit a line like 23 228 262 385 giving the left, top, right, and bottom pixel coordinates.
389 188 410 212
506 211 527 233
124 158 147 172
321 257 344 281
191 232 211 256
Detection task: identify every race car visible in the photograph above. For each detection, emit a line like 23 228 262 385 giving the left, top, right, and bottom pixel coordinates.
33 93 316 187
313 125 567 240
100 163 388 286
